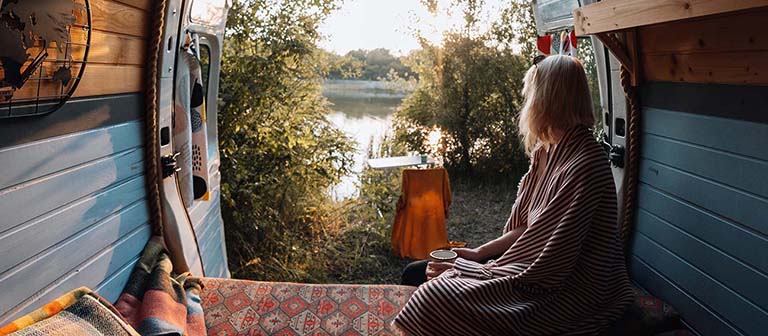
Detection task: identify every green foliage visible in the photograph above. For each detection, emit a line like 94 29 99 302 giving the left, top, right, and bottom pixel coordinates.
324 48 414 81
323 136 409 283
218 0 356 282
320 50 365 80
492 0 538 60
394 0 536 176
215 0 597 285
576 37 603 123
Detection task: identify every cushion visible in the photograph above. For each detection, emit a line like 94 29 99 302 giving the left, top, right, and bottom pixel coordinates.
656 330 695 336
199 278 416 335
0 287 139 336
603 286 685 336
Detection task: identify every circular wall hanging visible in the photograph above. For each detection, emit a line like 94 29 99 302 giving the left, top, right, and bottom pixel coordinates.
0 0 91 118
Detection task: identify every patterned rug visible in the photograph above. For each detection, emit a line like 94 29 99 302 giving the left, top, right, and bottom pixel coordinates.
199 278 416 336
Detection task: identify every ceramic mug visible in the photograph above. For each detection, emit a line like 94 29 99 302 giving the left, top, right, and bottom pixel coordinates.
429 249 457 263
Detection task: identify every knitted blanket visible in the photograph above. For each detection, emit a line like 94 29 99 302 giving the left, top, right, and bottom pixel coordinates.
114 236 206 336
0 288 138 336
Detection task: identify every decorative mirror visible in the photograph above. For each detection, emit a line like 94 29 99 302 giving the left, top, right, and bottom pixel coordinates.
0 0 91 118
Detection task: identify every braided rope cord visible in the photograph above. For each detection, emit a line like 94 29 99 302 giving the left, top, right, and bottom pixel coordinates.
619 65 640 250
145 0 168 237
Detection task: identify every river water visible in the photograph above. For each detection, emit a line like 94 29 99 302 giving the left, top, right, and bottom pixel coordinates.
323 80 408 199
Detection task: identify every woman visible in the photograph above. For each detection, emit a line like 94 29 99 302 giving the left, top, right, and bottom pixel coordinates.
393 55 634 335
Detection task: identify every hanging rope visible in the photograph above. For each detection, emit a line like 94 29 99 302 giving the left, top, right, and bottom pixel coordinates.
619 65 640 250
144 0 168 237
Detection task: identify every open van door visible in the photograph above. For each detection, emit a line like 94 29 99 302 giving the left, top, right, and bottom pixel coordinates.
532 0 581 36
179 0 231 278
532 0 629 224
156 0 230 278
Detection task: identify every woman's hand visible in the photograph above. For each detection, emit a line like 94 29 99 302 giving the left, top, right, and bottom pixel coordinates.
426 261 454 280
452 247 483 262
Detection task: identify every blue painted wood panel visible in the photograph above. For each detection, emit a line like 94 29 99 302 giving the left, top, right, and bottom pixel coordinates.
96 259 140 303
642 107 768 161
0 94 144 147
632 234 768 335
0 148 145 232
635 208 768 310
630 257 744 336
0 177 146 272
633 82 768 336
0 121 144 190
639 159 768 236
642 134 768 198
2 224 151 324
637 185 768 276
0 117 151 323
0 201 149 316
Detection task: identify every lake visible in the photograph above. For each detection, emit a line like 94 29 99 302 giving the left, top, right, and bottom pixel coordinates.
323 80 409 199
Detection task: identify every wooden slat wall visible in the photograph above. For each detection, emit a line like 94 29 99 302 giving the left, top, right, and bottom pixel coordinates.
631 83 768 336
573 0 768 36
0 0 171 323
0 120 151 324
639 8 768 85
74 0 148 96
7 0 149 101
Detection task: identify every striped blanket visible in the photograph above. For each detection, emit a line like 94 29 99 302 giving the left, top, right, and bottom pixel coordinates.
114 236 206 336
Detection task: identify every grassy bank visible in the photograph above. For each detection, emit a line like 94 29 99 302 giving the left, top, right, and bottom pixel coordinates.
321 175 520 285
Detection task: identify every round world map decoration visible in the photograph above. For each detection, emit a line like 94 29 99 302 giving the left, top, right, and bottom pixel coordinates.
0 0 91 117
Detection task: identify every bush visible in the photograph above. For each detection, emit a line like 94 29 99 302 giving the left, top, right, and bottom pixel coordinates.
218 0 356 282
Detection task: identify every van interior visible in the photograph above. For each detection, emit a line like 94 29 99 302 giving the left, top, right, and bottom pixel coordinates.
0 0 766 335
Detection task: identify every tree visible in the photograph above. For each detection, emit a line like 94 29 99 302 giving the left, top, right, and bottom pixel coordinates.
323 48 414 81
394 0 536 176
491 0 538 61
321 50 364 79
218 0 355 281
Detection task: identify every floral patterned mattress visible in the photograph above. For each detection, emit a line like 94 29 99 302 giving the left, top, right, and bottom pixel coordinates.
199 278 416 336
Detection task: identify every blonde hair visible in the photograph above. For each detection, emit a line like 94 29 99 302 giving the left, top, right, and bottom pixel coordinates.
518 54 594 155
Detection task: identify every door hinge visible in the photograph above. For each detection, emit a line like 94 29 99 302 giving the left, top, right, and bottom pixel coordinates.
600 133 625 168
161 152 181 178
609 145 625 168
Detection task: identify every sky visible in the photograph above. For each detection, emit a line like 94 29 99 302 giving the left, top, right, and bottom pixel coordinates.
318 0 504 56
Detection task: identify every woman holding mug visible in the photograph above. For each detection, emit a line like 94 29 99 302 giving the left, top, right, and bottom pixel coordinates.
394 55 633 335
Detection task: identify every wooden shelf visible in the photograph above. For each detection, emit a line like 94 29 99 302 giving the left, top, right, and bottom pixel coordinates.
574 0 768 36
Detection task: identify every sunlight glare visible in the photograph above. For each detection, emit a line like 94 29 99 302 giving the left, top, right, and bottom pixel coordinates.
190 0 230 26
319 0 502 55
426 127 443 152
417 2 460 47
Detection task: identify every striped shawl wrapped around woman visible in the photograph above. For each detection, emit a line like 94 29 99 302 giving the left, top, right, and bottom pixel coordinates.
393 126 634 335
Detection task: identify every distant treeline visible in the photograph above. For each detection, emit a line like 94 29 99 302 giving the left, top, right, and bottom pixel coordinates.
323 48 415 81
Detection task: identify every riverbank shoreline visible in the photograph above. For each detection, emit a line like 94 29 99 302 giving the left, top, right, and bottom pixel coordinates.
324 176 519 284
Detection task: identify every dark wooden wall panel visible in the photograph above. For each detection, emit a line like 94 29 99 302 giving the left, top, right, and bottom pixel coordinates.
639 8 768 85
